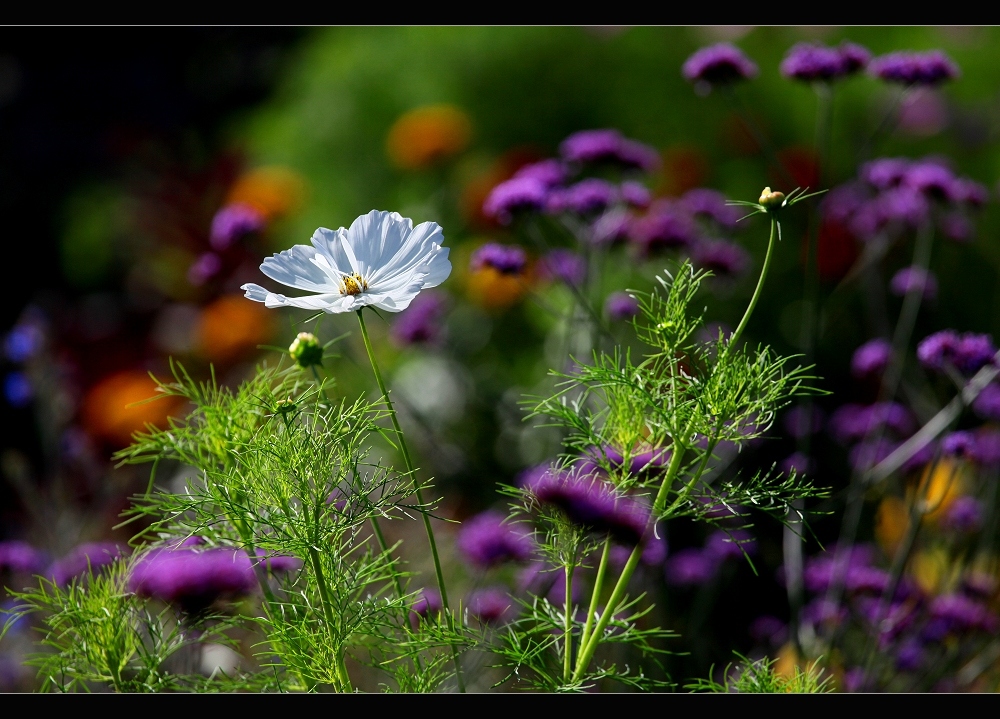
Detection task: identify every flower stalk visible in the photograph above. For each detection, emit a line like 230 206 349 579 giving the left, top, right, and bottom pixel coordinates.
356 308 465 692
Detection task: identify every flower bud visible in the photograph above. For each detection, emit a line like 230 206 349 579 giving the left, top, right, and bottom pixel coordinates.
289 332 323 368
759 187 785 208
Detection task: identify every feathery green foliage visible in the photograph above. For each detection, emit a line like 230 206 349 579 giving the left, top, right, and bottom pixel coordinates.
686 653 834 693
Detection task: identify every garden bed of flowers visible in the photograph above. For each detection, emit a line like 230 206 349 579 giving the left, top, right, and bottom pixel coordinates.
2 27 1000 693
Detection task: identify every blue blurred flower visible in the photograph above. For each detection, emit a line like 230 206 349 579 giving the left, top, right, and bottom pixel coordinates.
3 372 32 408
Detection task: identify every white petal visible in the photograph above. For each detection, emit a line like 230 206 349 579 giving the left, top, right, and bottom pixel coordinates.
241 283 352 313
260 242 343 293
347 210 412 277
416 246 452 289
309 226 352 270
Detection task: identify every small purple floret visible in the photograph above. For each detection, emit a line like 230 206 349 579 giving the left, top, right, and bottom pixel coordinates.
692 239 749 277
410 587 442 627
548 178 619 215
390 291 447 346
210 203 265 250
0 541 47 574
664 548 719 586
780 41 871 82
513 159 568 188
942 431 977 459
467 587 514 624
682 43 758 85
629 202 698 254
869 50 960 86
605 292 639 322
539 249 586 287
890 267 937 300
918 330 996 374
851 338 893 378
456 510 535 568
483 177 549 224
129 547 257 613
188 252 222 286
680 188 741 229
470 243 528 275
50 542 123 586
973 384 1000 421
559 129 659 172
620 181 651 209
942 496 984 534
524 468 650 545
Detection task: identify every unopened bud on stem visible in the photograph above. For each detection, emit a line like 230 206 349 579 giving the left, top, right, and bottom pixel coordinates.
289 332 323 368
759 187 785 208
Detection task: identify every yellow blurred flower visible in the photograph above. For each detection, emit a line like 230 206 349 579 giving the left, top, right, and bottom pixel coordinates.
918 458 964 522
386 104 472 170
83 370 184 448
911 547 954 594
196 294 275 365
226 166 305 221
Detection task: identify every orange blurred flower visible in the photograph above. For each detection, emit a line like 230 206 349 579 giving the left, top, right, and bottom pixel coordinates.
466 265 534 310
196 294 276 365
875 495 910 557
386 104 472 170
82 370 184 448
226 166 305 221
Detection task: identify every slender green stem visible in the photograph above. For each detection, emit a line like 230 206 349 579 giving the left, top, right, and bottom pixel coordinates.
729 217 778 350
335 652 353 693
572 436 689 682
356 309 465 693
307 545 351 692
563 564 574 684
577 539 610 658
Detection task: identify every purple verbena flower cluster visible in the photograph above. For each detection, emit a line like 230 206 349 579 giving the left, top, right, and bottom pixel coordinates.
522 466 650 546
469 243 528 275
466 587 514 624
538 249 587 287
390 291 448 346
664 529 756 587
210 203 265 250
851 338 893 379
822 157 987 243
604 292 639 322
917 330 996 374
128 547 262 614
890 266 938 300
0 541 47 575
869 50 960 86
780 41 871 82
49 542 123 586
456 510 535 568
682 43 758 86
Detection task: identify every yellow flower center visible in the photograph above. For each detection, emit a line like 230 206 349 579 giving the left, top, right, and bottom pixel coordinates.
339 272 368 296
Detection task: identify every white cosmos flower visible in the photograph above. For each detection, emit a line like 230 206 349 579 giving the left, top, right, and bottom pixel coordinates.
241 210 451 313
